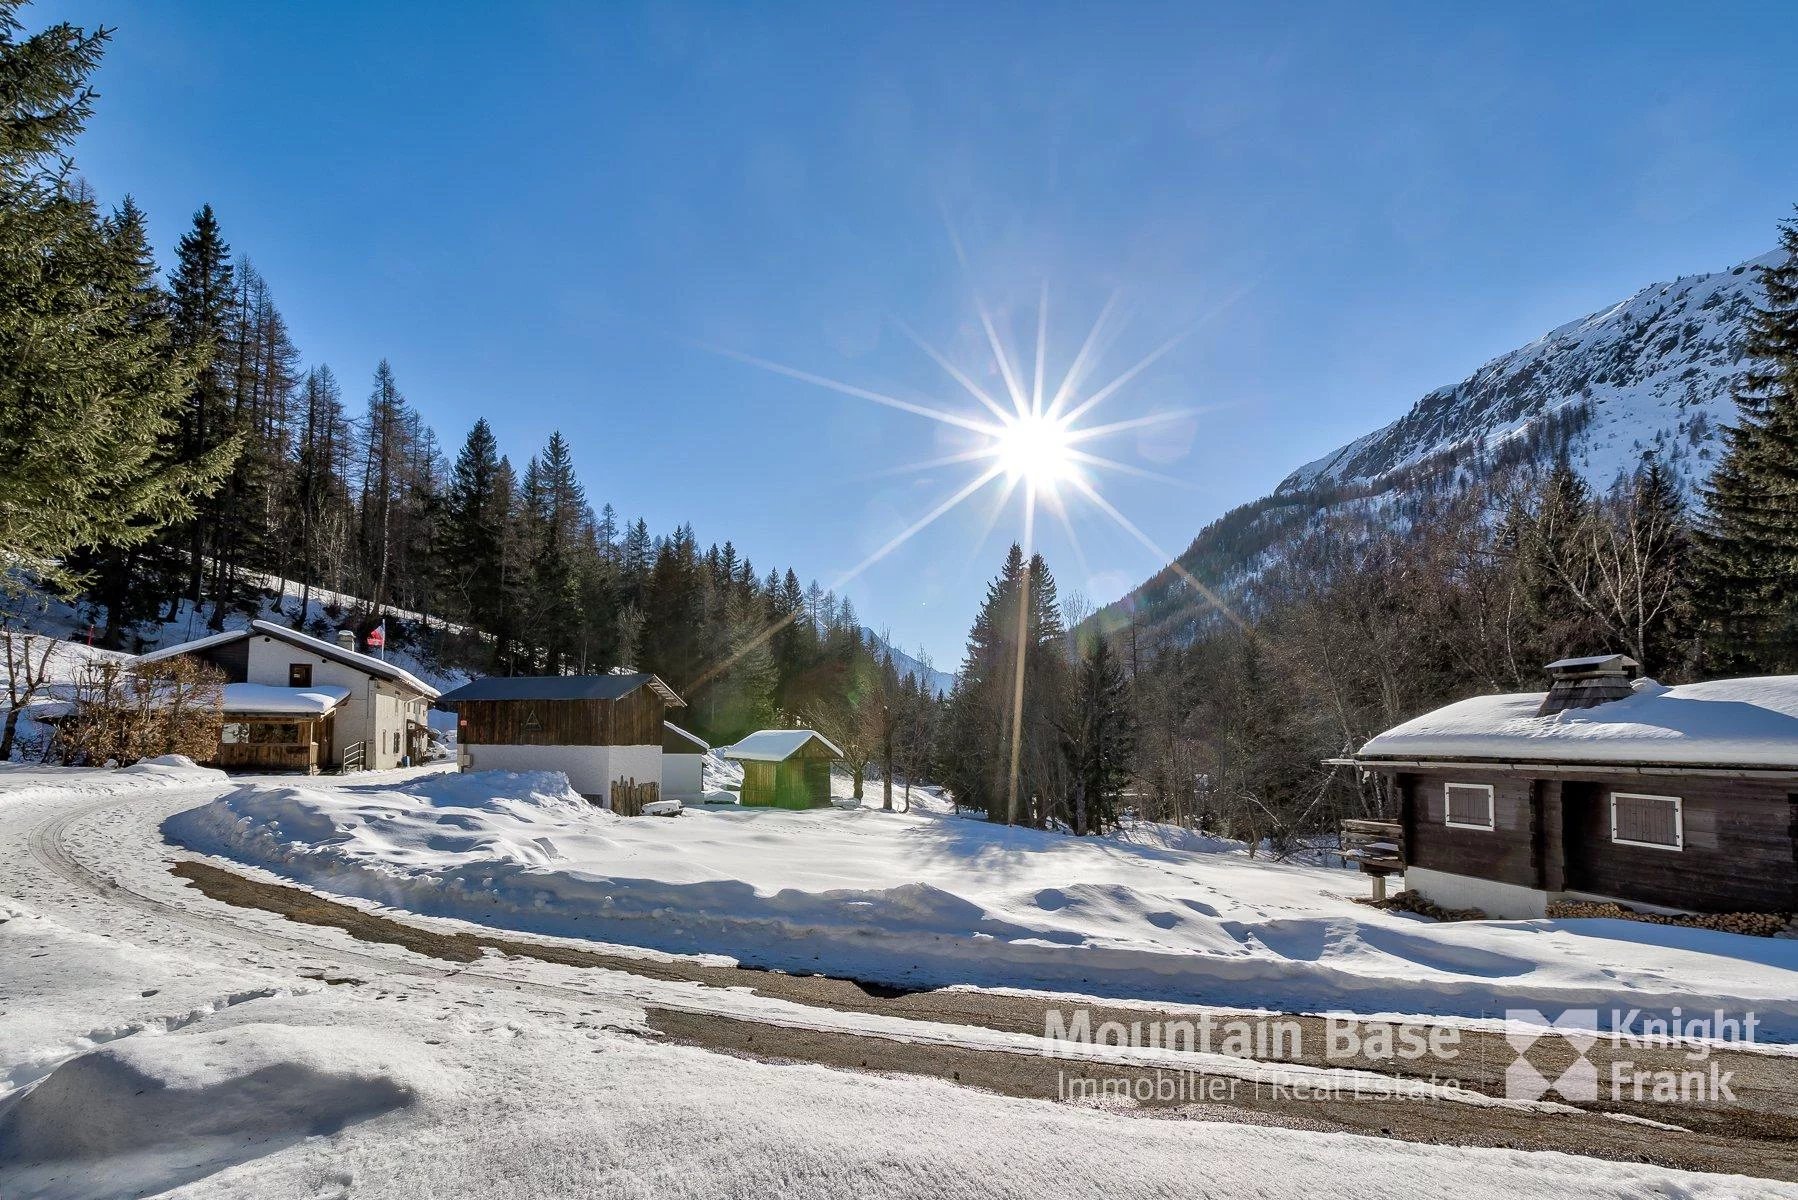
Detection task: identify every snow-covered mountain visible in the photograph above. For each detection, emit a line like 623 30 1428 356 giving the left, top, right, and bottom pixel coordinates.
1281 250 1780 499
862 627 956 696
1099 249 1782 641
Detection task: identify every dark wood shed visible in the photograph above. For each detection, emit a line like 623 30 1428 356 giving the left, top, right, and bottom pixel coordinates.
1348 660 1798 919
722 729 843 809
438 672 685 811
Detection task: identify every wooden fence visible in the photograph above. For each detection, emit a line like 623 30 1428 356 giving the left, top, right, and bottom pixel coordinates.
609 776 660 817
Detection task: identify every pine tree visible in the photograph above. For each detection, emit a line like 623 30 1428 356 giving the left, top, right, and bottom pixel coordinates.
288 365 353 620
1064 634 1134 835
943 545 1070 824
1696 212 1798 671
357 359 411 614
165 203 237 607
0 10 232 602
445 418 507 630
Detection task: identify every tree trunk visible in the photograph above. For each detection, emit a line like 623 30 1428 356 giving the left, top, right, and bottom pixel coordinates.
881 724 893 812
852 763 864 800
0 707 20 762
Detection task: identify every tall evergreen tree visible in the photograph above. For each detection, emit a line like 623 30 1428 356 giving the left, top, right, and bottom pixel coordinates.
288 365 353 619
165 203 237 607
1063 634 1134 835
0 11 231 601
444 418 508 634
1696 212 1798 671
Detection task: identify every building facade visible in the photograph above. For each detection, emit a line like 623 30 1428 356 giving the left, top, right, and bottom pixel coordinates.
1351 658 1798 919
137 621 439 772
439 673 685 810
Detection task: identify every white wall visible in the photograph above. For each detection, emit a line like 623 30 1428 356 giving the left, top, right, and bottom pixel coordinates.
460 743 663 806
662 754 703 800
1405 866 1549 920
242 634 429 770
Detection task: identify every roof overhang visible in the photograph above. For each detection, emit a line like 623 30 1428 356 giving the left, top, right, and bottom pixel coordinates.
1342 756 1798 782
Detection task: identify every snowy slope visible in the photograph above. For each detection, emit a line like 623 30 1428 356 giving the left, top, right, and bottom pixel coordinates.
1101 249 1783 640
165 769 1798 1033
1282 250 1780 498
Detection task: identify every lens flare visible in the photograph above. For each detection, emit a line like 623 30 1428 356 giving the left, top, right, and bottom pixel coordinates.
993 410 1076 486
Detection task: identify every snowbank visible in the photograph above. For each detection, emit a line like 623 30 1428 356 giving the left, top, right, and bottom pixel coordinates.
1 755 226 803
1360 675 1798 766
165 771 1798 1036
0 1022 429 1198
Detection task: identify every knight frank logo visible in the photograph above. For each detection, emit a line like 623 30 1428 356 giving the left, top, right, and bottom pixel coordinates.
1504 1008 1600 1102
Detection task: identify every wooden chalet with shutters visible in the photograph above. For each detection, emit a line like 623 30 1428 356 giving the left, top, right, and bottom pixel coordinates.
438 672 685 811
1347 655 1798 920
721 729 843 809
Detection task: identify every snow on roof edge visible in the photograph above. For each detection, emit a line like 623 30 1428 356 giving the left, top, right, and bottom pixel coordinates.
1356 675 1798 770
663 721 709 752
136 621 437 698
721 728 845 762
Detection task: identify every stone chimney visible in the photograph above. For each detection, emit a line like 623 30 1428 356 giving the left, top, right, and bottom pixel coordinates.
1537 654 1640 717
336 629 357 652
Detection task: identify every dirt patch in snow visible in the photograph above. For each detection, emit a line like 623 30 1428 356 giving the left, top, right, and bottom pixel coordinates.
170 859 1798 1181
645 1007 1798 1182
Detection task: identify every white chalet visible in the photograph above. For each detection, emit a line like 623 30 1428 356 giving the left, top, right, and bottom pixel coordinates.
136 620 440 773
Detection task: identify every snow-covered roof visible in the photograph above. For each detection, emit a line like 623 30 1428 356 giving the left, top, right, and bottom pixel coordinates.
1357 676 1798 769
136 620 438 700
439 672 683 706
720 728 844 763
221 683 351 716
663 721 708 753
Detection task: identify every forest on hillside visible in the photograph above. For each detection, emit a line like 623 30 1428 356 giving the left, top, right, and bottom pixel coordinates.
0 3 943 763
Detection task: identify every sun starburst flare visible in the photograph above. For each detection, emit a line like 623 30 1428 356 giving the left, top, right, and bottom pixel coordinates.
689 289 1238 706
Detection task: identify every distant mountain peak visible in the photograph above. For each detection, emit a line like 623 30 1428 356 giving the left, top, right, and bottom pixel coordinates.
1278 249 1781 501
861 626 955 696
1101 248 1781 643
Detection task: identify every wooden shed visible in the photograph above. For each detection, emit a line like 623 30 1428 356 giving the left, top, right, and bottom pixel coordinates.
438 672 685 812
722 729 843 809
1348 657 1798 919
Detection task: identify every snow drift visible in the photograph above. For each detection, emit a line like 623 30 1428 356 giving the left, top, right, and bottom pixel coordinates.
0 1022 428 1199
165 770 1798 1037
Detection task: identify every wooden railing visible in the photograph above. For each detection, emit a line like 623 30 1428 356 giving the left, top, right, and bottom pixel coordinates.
341 740 367 773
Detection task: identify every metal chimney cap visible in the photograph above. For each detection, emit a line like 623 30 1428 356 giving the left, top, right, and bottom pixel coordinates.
1539 658 1639 676
1544 654 1639 677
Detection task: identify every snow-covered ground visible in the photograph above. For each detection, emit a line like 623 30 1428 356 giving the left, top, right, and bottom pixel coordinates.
4 764 1793 1197
164 768 1798 1036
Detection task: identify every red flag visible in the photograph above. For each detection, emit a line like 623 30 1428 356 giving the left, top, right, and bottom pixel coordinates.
365 623 385 648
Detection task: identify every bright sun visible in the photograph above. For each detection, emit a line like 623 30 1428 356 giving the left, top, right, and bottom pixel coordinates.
993 410 1075 487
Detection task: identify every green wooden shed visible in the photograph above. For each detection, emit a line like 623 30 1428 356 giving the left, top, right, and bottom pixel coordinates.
722 729 843 808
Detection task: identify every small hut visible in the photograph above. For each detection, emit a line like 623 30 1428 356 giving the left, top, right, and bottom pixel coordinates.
439 672 684 812
661 721 708 801
722 729 842 809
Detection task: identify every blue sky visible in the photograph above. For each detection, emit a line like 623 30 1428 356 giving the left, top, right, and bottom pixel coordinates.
46 1 1798 664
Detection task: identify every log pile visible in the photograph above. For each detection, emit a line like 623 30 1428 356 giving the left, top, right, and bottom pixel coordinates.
1545 899 1790 938
1358 888 1487 923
